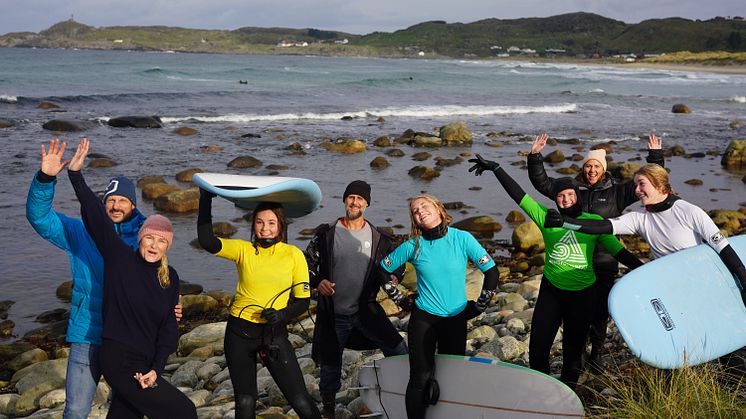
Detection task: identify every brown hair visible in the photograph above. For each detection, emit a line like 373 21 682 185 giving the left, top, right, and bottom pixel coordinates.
634 164 673 194
408 194 453 259
250 202 288 243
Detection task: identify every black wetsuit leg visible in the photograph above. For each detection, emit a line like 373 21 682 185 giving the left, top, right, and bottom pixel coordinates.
529 277 564 375
560 283 597 388
437 309 467 356
588 270 615 349
406 306 439 419
224 316 260 419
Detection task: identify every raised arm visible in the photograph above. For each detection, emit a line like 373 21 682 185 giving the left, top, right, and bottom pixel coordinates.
468 154 526 204
197 188 222 254
617 135 665 210
526 134 557 200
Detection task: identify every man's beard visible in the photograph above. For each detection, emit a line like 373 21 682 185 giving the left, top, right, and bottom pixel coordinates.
346 207 363 220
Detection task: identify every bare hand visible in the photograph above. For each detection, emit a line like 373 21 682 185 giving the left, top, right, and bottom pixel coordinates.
530 133 549 154
648 134 662 150
40 138 69 176
134 370 158 389
318 279 335 296
68 138 89 171
389 274 399 285
174 302 183 322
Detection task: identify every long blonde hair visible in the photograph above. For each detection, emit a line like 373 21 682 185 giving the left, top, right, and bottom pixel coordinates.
158 255 170 288
408 194 453 259
635 164 673 195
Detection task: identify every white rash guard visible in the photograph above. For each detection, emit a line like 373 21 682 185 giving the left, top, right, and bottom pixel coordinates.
610 199 728 259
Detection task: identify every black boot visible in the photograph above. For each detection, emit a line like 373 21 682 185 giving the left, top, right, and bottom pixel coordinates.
321 392 336 419
587 347 606 374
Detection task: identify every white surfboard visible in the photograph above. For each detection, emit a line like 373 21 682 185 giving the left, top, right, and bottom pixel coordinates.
609 234 746 369
192 173 322 218
357 354 584 418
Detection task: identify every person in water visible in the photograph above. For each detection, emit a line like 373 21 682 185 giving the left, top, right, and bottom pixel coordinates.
527 133 664 372
380 194 499 419
468 154 643 389
68 138 196 419
198 189 321 419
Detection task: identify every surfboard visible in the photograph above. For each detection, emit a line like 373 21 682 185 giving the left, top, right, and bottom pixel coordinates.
192 173 322 218
356 354 584 418
608 234 746 369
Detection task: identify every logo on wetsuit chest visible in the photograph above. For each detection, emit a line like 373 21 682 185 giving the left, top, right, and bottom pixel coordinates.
650 298 675 331
547 230 587 268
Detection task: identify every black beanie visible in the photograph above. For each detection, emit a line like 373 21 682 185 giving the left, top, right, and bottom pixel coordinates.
343 180 371 206
553 177 582 217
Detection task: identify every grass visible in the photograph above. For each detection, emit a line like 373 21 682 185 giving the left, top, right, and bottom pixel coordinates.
581 359 746 418
643 51 746 65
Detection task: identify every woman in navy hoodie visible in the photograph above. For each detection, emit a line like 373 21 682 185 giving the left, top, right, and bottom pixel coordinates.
68 139 196 419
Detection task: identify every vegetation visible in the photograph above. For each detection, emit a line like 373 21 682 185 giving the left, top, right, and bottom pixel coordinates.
643 51 746 65
1 13 745 60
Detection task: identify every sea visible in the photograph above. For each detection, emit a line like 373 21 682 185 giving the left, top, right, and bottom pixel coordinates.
1 47 745 340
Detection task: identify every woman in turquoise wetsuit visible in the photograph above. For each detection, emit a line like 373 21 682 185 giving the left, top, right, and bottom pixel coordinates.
380 194 499 419
468 155 643 389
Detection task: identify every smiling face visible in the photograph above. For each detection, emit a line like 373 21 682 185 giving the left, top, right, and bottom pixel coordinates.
139 234 169 263
253 209 279 239
555 188 578 209
344 194 368 220
410 197 443 230
634 174 667 206
105 195 135 224
583 159 605 185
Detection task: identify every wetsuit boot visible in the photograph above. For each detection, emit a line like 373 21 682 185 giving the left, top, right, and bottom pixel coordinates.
234 394 256 419
588 345 606 374
321 392 336 419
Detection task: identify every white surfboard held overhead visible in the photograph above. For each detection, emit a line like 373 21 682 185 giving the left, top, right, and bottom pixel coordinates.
192 173 322 218
609 234 746 369
357 354 584 418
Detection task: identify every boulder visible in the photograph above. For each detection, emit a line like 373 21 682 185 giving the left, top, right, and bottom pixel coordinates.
170 360 204 388
497 293 528 312
468 325 497 341
451 215 502 233
266 164 288 171
173 126 198 136
179 282 204 296
0 320 14 338
409 135 442 147
141 182 180 200
684 178 703 186
439 122 473 145
512 222 544 254
556 164 581 175
23 320 67 343
42 119 86 132
0 394 19 416
200 145 223 153
481 336 527 361
385 149 405 157
154 187 199 213
730 120 742 130
175 168 203 182
408 166 440 180
178 322 227 355
671 104 691 114
8 348 48 373
228 155 263 169
664 145 686 157
0 120 12 129
211 221 237 237
505 210 525 223
434 156 463 167
0 341 36 368
88 158 117 168
411 151 431 161
373 136 391 147
543 150 565 163
370 156 390 169
137 175 167 188
721 139 746 168
709 209 746 235
180 294 219 318
35 308 68 323
11 358 67 393
14 381 60 416
107 116 162 128
607 162 641 181
591 142 613 153
37 388 66 409
0 300 14 320
37 102 60 110
320 138 367 154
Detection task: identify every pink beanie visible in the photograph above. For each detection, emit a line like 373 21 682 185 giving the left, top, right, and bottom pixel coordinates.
583 149 608 172
138 215 174 248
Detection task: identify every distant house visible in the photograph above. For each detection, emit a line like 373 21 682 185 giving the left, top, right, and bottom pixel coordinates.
545 48 566 54
294 42 308 47
334 38 349 44
490 45 503 50
113 39 123 43
507 46 521 53
277 40 294 47
418 51 425 56
520 48 536 54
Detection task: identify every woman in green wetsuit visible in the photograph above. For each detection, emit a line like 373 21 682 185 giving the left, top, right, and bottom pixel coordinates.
468 155 643 389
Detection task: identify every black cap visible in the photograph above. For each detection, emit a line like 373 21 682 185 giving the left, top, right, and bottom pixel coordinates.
552 177 579 200
343 180 371 206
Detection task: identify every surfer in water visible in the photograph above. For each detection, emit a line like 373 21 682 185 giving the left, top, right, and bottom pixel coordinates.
543 163 746 306
527 133 664 372
67 139 196 419
380 194 499 419
197 191 321 419
468 154 643 389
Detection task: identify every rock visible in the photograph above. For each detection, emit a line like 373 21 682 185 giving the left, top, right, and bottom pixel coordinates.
0 300 13 320
42 119 86 132
180 295 219 318
543 150 565 163
721 139 746 168
0 120 12 128
23 320 67 343
11 358 67 393
385 149 405 157
451 215 502 233
373 136 391 147
556 164 581 175
88 158 117 168
186 389 211 408
468 325 497 341
173 126 198 136
38 388 66 409
518 278 542 300
684 178 703 186
0 394 19 416
137 175 167 188
0 320 14 338
54 347 70 359
664 145 686 157
591 142 614 153
200 145 223 153
207 290 233 307
170 360 204 388
409 135 442 147
196 363 222 381
154 187 200 213
93 381 111 405
434 156 463 167
730 120 742 130
498 293 528 312
709 209 746 235
377 116 385 123
439 122 473 145
176 168 203 182
505 210 525 223
211 221 237 237
14 381 61 416
141 182 180 200
411 151 431 161
512 222 544 254
178 322 227 355
180 280 204 295
481 336 527 361
228 156 263 168
107 116 163 128
408 166 440 180
37 102 60 110
370 156 390 169
671 104 691 114
266 164 288 171
8 349 48 373
607 162 641 181
241 133 262 138
35 308 68 323
506 318 526 334
320 138 367 154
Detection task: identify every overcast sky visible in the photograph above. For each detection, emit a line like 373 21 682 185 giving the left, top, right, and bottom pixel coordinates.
2 0 742 35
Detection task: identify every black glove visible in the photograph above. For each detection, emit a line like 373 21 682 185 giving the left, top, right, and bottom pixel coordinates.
383 281 412 311
544 209 564 228
261 308 286 326
200 187 217 199
475 289 495 312
467 154 500 176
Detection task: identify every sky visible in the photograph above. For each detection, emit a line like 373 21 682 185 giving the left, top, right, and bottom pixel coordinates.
1 0 742 35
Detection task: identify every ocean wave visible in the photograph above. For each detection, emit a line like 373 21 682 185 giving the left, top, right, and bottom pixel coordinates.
727 96 746 103
0 95 18 103
160 104 578 123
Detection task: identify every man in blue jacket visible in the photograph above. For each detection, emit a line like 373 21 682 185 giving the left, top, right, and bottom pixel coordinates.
26 138 152 418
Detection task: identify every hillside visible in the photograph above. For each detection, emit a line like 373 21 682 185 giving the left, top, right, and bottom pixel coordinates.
1 12 745 58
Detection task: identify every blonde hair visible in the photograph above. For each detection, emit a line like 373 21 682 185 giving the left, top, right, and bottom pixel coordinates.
634 164 673 194
408 194 453 259
158 255 171 288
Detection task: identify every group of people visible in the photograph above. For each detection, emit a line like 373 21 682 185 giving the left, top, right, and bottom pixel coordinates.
27 134 746 419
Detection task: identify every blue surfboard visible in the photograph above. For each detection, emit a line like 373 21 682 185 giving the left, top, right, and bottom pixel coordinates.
192 173 322 218
609 235 746 369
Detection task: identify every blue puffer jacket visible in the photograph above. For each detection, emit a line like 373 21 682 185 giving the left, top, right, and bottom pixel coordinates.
26 172 147 345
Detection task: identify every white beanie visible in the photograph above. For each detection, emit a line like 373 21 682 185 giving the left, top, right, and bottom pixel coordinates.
583 149 608 172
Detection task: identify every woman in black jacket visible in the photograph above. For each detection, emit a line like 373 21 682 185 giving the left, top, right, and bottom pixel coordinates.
527 133 664 372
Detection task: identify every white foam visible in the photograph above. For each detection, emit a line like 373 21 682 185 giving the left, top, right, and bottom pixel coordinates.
728 96 746 103
159 104 578 123
0 95 18 103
